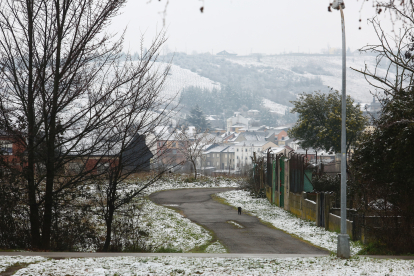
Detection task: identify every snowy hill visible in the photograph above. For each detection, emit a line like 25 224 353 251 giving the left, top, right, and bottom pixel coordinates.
224 54 385 104
157 63 220 100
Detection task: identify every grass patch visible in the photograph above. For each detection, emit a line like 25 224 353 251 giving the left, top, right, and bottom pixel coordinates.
358 241 394 255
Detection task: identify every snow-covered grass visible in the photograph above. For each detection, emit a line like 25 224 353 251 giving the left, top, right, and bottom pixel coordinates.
138 200 211 252
0 256 47 273
107 175 239 253
216 190 363 255
11 255 414 275
142 175 240 196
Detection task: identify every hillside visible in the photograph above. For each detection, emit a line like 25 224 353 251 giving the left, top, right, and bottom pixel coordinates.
156 53 383 126
224 53 383 104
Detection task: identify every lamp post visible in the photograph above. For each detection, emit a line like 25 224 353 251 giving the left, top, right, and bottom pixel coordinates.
330 0 350 258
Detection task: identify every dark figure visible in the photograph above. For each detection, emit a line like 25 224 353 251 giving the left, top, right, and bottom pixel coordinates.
238 207 242 215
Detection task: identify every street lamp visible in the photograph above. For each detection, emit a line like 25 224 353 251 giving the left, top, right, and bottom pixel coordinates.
330 0 350 259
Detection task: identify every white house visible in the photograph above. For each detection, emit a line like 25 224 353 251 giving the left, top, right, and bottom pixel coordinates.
226 112 251 132
234 140 277 168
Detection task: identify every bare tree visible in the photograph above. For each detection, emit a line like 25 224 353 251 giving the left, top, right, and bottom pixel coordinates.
175 127 216 179
0 0 174 250
88 63 178 251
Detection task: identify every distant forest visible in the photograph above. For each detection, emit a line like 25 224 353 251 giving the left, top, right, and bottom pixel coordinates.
180 86 261 117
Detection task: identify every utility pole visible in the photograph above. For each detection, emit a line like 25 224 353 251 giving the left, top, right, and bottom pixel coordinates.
330 0 351 258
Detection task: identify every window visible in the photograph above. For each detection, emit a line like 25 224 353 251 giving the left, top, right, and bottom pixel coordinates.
0 140 12 155
245 149 247 152
172 149 177 154
172 142 176 147
217 162 219 166
237 149 239 152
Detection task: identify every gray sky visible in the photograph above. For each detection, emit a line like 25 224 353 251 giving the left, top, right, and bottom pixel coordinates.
110 0 390 55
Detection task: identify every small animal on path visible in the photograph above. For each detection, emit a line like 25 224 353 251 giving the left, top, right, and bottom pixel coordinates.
238 207 242 215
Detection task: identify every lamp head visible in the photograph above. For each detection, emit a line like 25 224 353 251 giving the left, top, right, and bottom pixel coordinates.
331 0 345 10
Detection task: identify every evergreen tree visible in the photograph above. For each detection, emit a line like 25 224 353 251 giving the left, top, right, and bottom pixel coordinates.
187 105 210 131
350 87 414 253
288 90 367 153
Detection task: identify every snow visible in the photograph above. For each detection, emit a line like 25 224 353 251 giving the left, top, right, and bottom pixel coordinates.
262 98 289 115
156 63 220 99
3 177 414 275
11 255 414 275
226 55 389 103
0 256 47 273
227 220 244 229
138 200 212 252
216 190 363 255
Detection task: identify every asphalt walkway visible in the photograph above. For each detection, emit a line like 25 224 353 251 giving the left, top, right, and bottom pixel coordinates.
150 188 328 254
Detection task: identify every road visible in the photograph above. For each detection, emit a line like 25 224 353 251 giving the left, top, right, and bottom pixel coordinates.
150 188 329 254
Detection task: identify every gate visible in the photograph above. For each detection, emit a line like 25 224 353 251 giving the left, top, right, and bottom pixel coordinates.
280 157 285 208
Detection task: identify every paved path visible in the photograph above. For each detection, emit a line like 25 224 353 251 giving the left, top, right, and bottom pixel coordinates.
150 188 329 254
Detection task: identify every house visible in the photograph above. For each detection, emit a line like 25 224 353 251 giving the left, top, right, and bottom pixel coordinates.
156 132 189 167
123 134 153 171
216 50 237 56
247 110 260 118
264 130 288 146
234 140 277 168
294 148 335 164
203 144 235 171
0 133 26 174
226 112 250 132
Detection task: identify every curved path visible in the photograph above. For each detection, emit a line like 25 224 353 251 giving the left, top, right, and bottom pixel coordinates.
150 188 329 254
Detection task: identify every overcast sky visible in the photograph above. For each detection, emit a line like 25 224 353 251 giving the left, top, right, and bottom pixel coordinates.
109 0 390 55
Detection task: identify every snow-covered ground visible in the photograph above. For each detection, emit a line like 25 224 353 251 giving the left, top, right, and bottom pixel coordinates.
216 190 363 255
3 177 414 275
138 199 212 252
0 256 46 273
9 255 414 275
142 176 240 196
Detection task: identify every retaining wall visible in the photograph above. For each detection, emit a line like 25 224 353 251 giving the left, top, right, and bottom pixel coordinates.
328 213 354 239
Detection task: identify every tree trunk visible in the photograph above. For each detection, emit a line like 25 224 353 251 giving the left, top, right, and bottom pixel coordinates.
41 2 63 249
103 203 115 252
26 0 41 249
192 160 197 179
